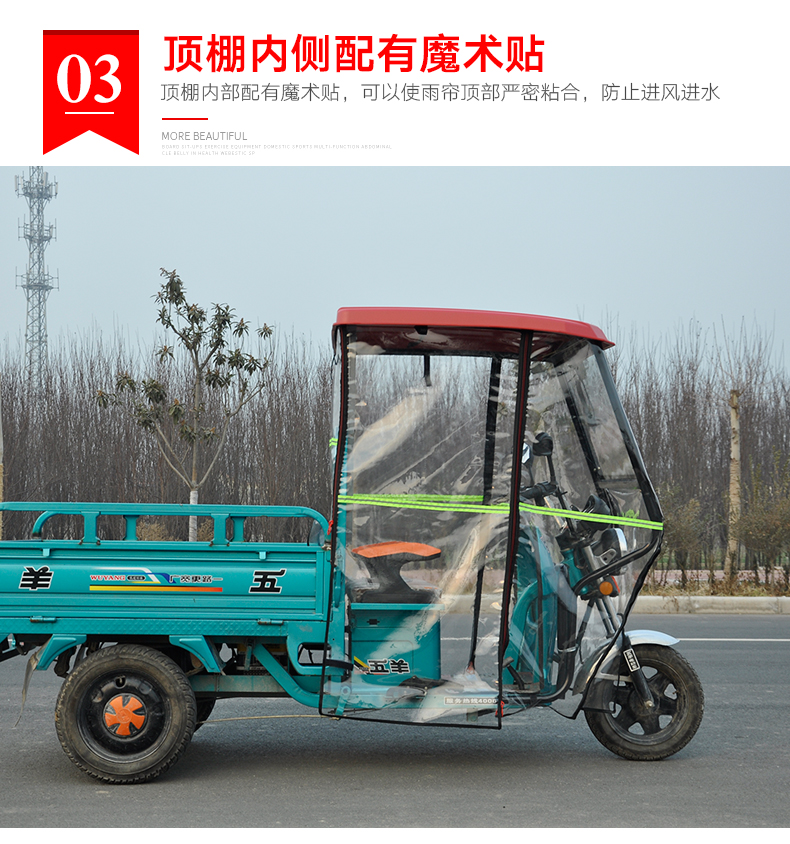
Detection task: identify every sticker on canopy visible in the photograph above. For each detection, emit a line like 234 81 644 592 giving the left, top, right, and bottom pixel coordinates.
443 696 498 706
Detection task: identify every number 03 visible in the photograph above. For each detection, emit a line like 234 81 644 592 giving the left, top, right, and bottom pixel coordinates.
56 54 121 104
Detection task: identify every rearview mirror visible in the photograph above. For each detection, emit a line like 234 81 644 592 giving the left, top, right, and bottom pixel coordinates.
533 432 554 457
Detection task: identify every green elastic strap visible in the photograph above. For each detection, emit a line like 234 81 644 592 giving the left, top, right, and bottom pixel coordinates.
337 493 662 531
339 493 506 515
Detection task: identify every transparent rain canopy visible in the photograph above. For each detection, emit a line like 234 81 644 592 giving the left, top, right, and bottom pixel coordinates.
321 326 661 726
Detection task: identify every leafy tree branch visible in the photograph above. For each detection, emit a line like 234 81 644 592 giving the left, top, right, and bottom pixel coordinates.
98 269 272 539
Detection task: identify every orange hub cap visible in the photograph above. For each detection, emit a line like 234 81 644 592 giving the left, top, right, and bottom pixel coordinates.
103 694 146 736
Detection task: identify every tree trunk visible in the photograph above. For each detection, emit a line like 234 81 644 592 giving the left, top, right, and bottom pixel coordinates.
726 388 742 582
189 487 198 542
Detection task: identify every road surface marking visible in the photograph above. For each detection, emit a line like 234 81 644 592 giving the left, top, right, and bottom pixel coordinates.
679 638 790 642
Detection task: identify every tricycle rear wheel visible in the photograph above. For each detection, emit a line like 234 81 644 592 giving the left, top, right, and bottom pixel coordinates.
584 644 703 761
55 644 197 783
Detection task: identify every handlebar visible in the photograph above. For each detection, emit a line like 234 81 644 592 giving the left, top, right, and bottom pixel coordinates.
520 481 559 501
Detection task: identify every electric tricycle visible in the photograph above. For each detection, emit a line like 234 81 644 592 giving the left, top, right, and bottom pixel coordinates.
0 308 703 782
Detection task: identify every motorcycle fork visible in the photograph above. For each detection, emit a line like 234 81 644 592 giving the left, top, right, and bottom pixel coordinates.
586 577 656 710
621 637 656 708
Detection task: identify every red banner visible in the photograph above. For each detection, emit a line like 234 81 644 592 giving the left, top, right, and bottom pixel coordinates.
43 30 139 154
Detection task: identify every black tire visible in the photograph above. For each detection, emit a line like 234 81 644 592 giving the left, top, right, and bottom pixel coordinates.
55 644 197 784
584 644 704 761
194 697 216 732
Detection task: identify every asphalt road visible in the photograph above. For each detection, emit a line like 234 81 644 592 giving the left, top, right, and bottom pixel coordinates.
1 613 789 828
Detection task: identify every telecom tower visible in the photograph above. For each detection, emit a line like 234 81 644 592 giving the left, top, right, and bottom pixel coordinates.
15 167 58 390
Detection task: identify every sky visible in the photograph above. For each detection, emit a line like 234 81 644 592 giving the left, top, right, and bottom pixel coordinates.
1 166 787 364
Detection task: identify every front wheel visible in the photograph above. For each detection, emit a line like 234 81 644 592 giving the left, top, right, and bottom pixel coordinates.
584 644 703 761
55 644 197 783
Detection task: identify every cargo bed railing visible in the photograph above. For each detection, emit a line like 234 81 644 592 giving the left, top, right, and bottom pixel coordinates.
0 502 329 545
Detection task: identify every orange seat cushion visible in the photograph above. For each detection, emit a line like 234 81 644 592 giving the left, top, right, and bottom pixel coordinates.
351 541 441 561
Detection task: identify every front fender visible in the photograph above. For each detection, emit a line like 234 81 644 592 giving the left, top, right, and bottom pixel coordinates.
627 629 679 647
573 629 680 698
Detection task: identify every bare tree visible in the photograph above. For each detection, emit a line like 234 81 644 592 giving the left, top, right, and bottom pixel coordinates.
714 319 774 583
736 459 790 590
615 317 788 589
3 308 786 586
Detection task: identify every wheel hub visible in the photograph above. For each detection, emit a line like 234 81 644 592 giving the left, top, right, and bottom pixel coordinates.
103 694 147 737
627 687 658 721
83 674 167 754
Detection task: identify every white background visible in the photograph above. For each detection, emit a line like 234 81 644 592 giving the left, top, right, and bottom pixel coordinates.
2 1 787 166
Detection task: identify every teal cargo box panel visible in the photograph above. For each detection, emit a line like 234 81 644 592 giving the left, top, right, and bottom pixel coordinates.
0 502 330 637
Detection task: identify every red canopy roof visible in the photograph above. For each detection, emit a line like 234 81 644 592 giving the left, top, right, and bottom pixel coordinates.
333 307 613 348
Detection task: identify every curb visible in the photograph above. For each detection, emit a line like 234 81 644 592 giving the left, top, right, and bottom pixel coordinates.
634 596 790 614
446 595 790 614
